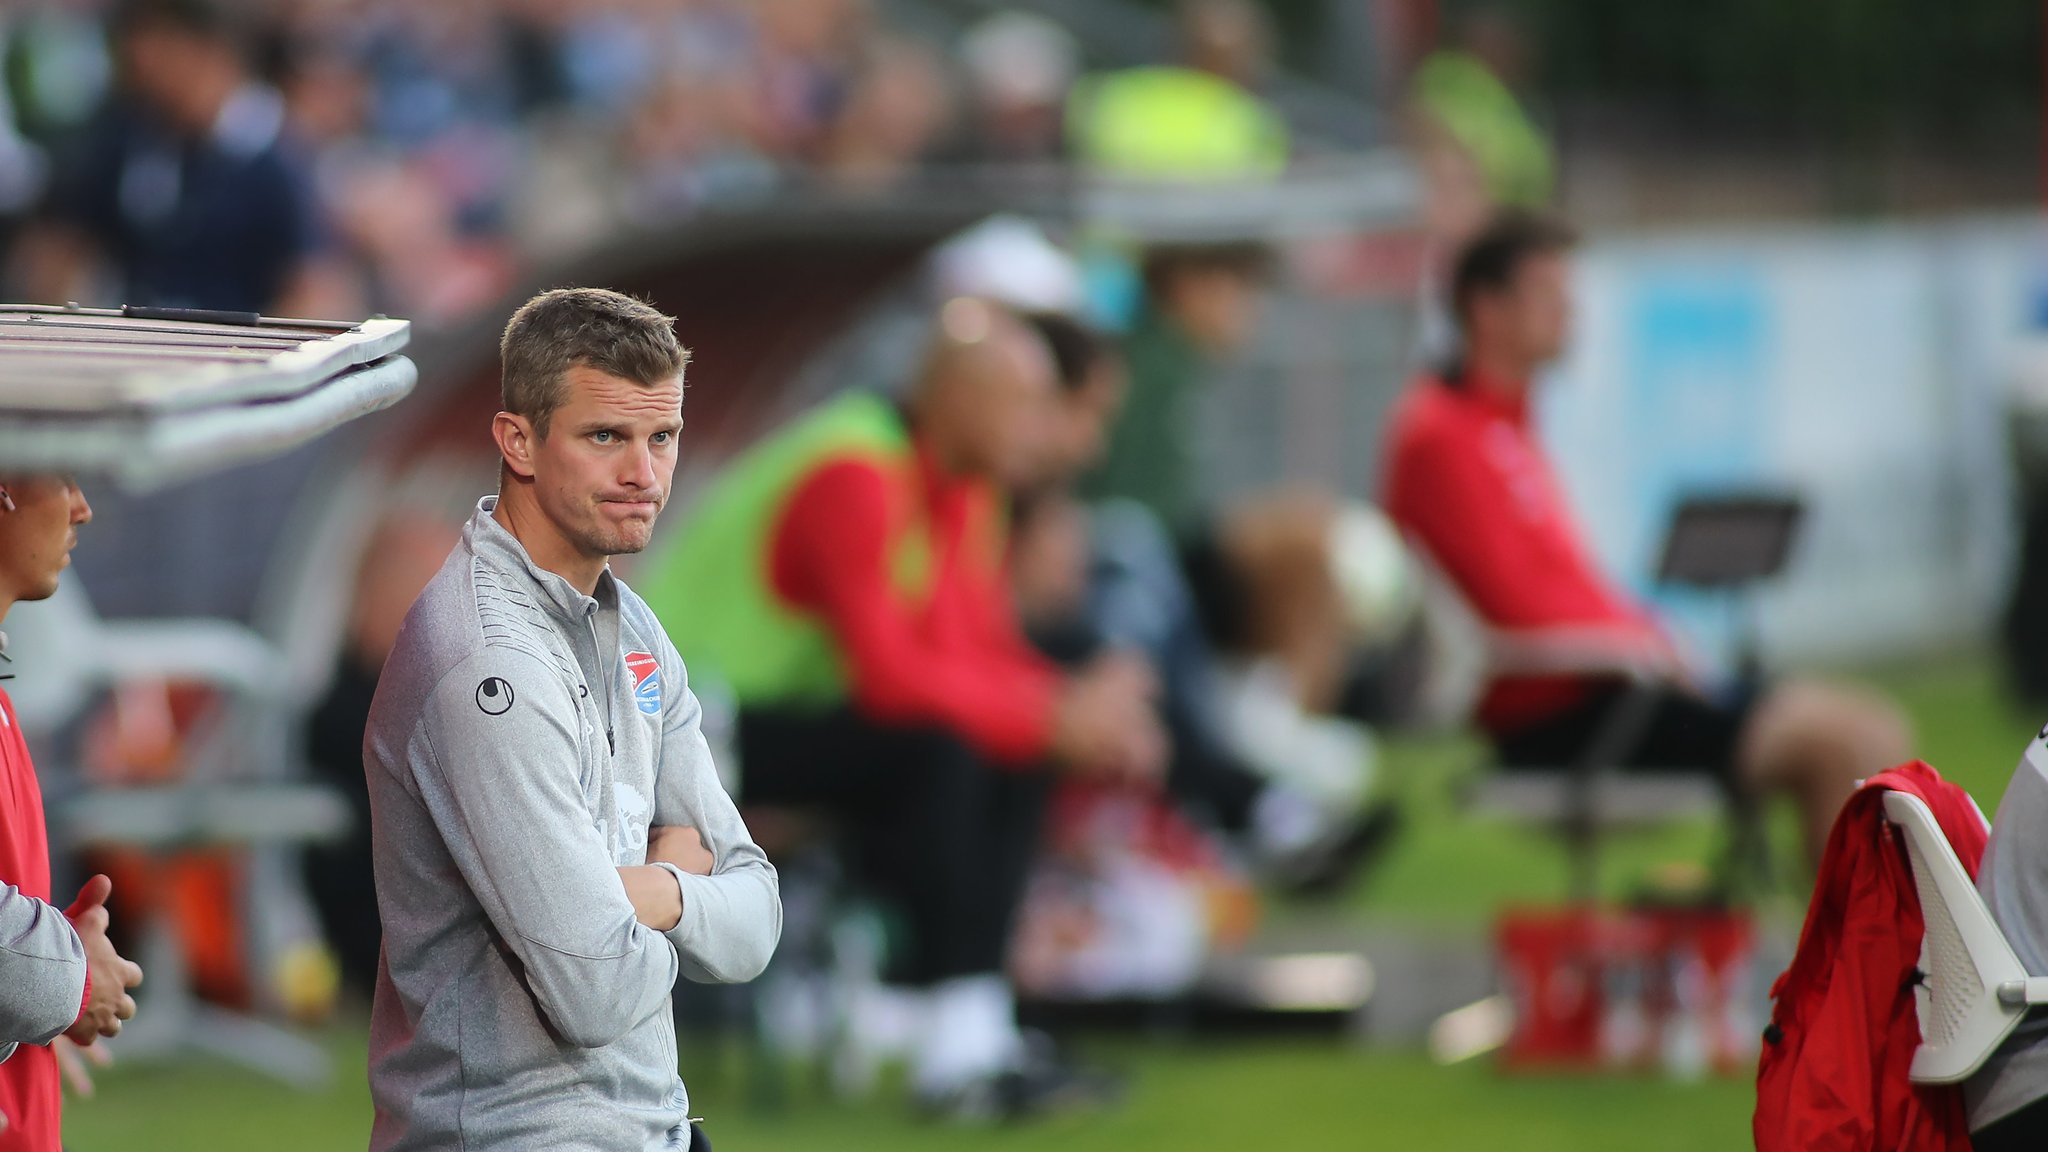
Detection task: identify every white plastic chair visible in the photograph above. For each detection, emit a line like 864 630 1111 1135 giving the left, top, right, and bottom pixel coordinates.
1883 789 2048 1083
4 579 348 1087
1404 543 1725 902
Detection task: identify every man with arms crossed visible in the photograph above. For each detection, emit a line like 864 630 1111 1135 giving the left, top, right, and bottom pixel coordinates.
0 475 144 1149
365 289 780 1151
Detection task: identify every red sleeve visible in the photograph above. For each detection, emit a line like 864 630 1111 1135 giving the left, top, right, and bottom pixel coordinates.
75 967 90 1030
955 490 1050 668
1385 417 1651 634
769 458 1059 764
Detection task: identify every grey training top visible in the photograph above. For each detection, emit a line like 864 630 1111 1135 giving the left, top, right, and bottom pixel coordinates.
0 883 87 1066
366 498 780 1152
1969 733 2048 1131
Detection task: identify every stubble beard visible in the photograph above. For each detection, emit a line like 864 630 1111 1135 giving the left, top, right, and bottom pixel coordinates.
571 501 661 558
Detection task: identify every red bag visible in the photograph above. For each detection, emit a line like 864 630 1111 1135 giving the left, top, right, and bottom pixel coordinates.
1754 761 1987 1152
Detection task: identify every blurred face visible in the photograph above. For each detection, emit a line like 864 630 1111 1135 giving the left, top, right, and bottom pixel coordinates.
284 54 369 146
966 332 1058 491
117 26 226 134
1044 358 1127 481
1167 266 1263 356
0 476 92 610
1469 250 1574 372
1182 0 1269 84
929 309 1059 490
501 365 682 561
117 27 179 104
1507 251 1573 367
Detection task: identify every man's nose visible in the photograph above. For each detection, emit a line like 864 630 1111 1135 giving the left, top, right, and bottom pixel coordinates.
621 443 659 489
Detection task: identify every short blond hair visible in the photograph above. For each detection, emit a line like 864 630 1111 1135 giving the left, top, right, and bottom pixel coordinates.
499 288 689 437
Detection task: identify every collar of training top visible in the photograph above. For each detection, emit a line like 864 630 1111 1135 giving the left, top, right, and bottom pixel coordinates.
468 496 618 622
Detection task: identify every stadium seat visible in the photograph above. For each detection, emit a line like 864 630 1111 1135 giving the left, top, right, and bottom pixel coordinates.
1884 789 2048 1084
1406 545 1733 903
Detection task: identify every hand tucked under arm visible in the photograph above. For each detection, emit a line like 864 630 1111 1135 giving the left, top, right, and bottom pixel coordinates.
648 826 714 875
616 827 715 931
615 866 683 933
650 647 781 984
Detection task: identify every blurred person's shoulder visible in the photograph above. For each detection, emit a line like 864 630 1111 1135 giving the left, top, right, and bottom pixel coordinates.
1384 370 1473 454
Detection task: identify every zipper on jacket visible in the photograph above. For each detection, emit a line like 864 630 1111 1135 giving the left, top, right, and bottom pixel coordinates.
587 614 615 755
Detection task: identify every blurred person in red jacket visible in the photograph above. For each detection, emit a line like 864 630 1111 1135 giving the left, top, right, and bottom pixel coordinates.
0 475 144 1150
642 299 1160 1121
1380 209 1911 863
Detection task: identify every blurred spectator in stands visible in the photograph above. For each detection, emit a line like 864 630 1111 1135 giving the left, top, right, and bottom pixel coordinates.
1409 5 1554 216
12 0 354 625
15 0 346 317
1012 312 1394 895
957 11 1076 165
1068 0 1287 180
750 0 870 160
552 0 663 117
1082 241 1271 533
1 0 112 146
614 72 778 225
819 35 953 192
328 155 513 325
934 220 1391 890
277 39 372 159
359 2 524 146
0 17 50 239
642 299 1150 1121
356 2 530 234
954 215 1396 825
273 38 376 316
1382 209 1910 863
1405 5 1554 361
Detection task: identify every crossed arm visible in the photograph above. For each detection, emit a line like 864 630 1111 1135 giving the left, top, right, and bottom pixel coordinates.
648 639 781 984
419 644 779 1052
416 651 681 1049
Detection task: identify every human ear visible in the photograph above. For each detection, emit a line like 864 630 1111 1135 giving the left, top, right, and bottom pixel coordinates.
493 413 540 480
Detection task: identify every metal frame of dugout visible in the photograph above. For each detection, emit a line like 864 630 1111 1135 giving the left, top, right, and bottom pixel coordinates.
0 305 415 491
0 304 416 1087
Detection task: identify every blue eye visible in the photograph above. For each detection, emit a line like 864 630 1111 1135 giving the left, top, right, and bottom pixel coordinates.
652 431 674 445
593 431 615 444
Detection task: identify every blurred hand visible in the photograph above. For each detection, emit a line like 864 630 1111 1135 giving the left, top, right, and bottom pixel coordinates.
52 1035 111 1099
1051 651 1169 788
63 875 142 1045
647 826 714 876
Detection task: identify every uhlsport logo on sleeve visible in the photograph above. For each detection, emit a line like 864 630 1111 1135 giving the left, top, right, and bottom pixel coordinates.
626 651 662 715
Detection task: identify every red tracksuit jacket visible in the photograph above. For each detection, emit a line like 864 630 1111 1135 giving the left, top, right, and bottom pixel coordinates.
1755 760 1986 1152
